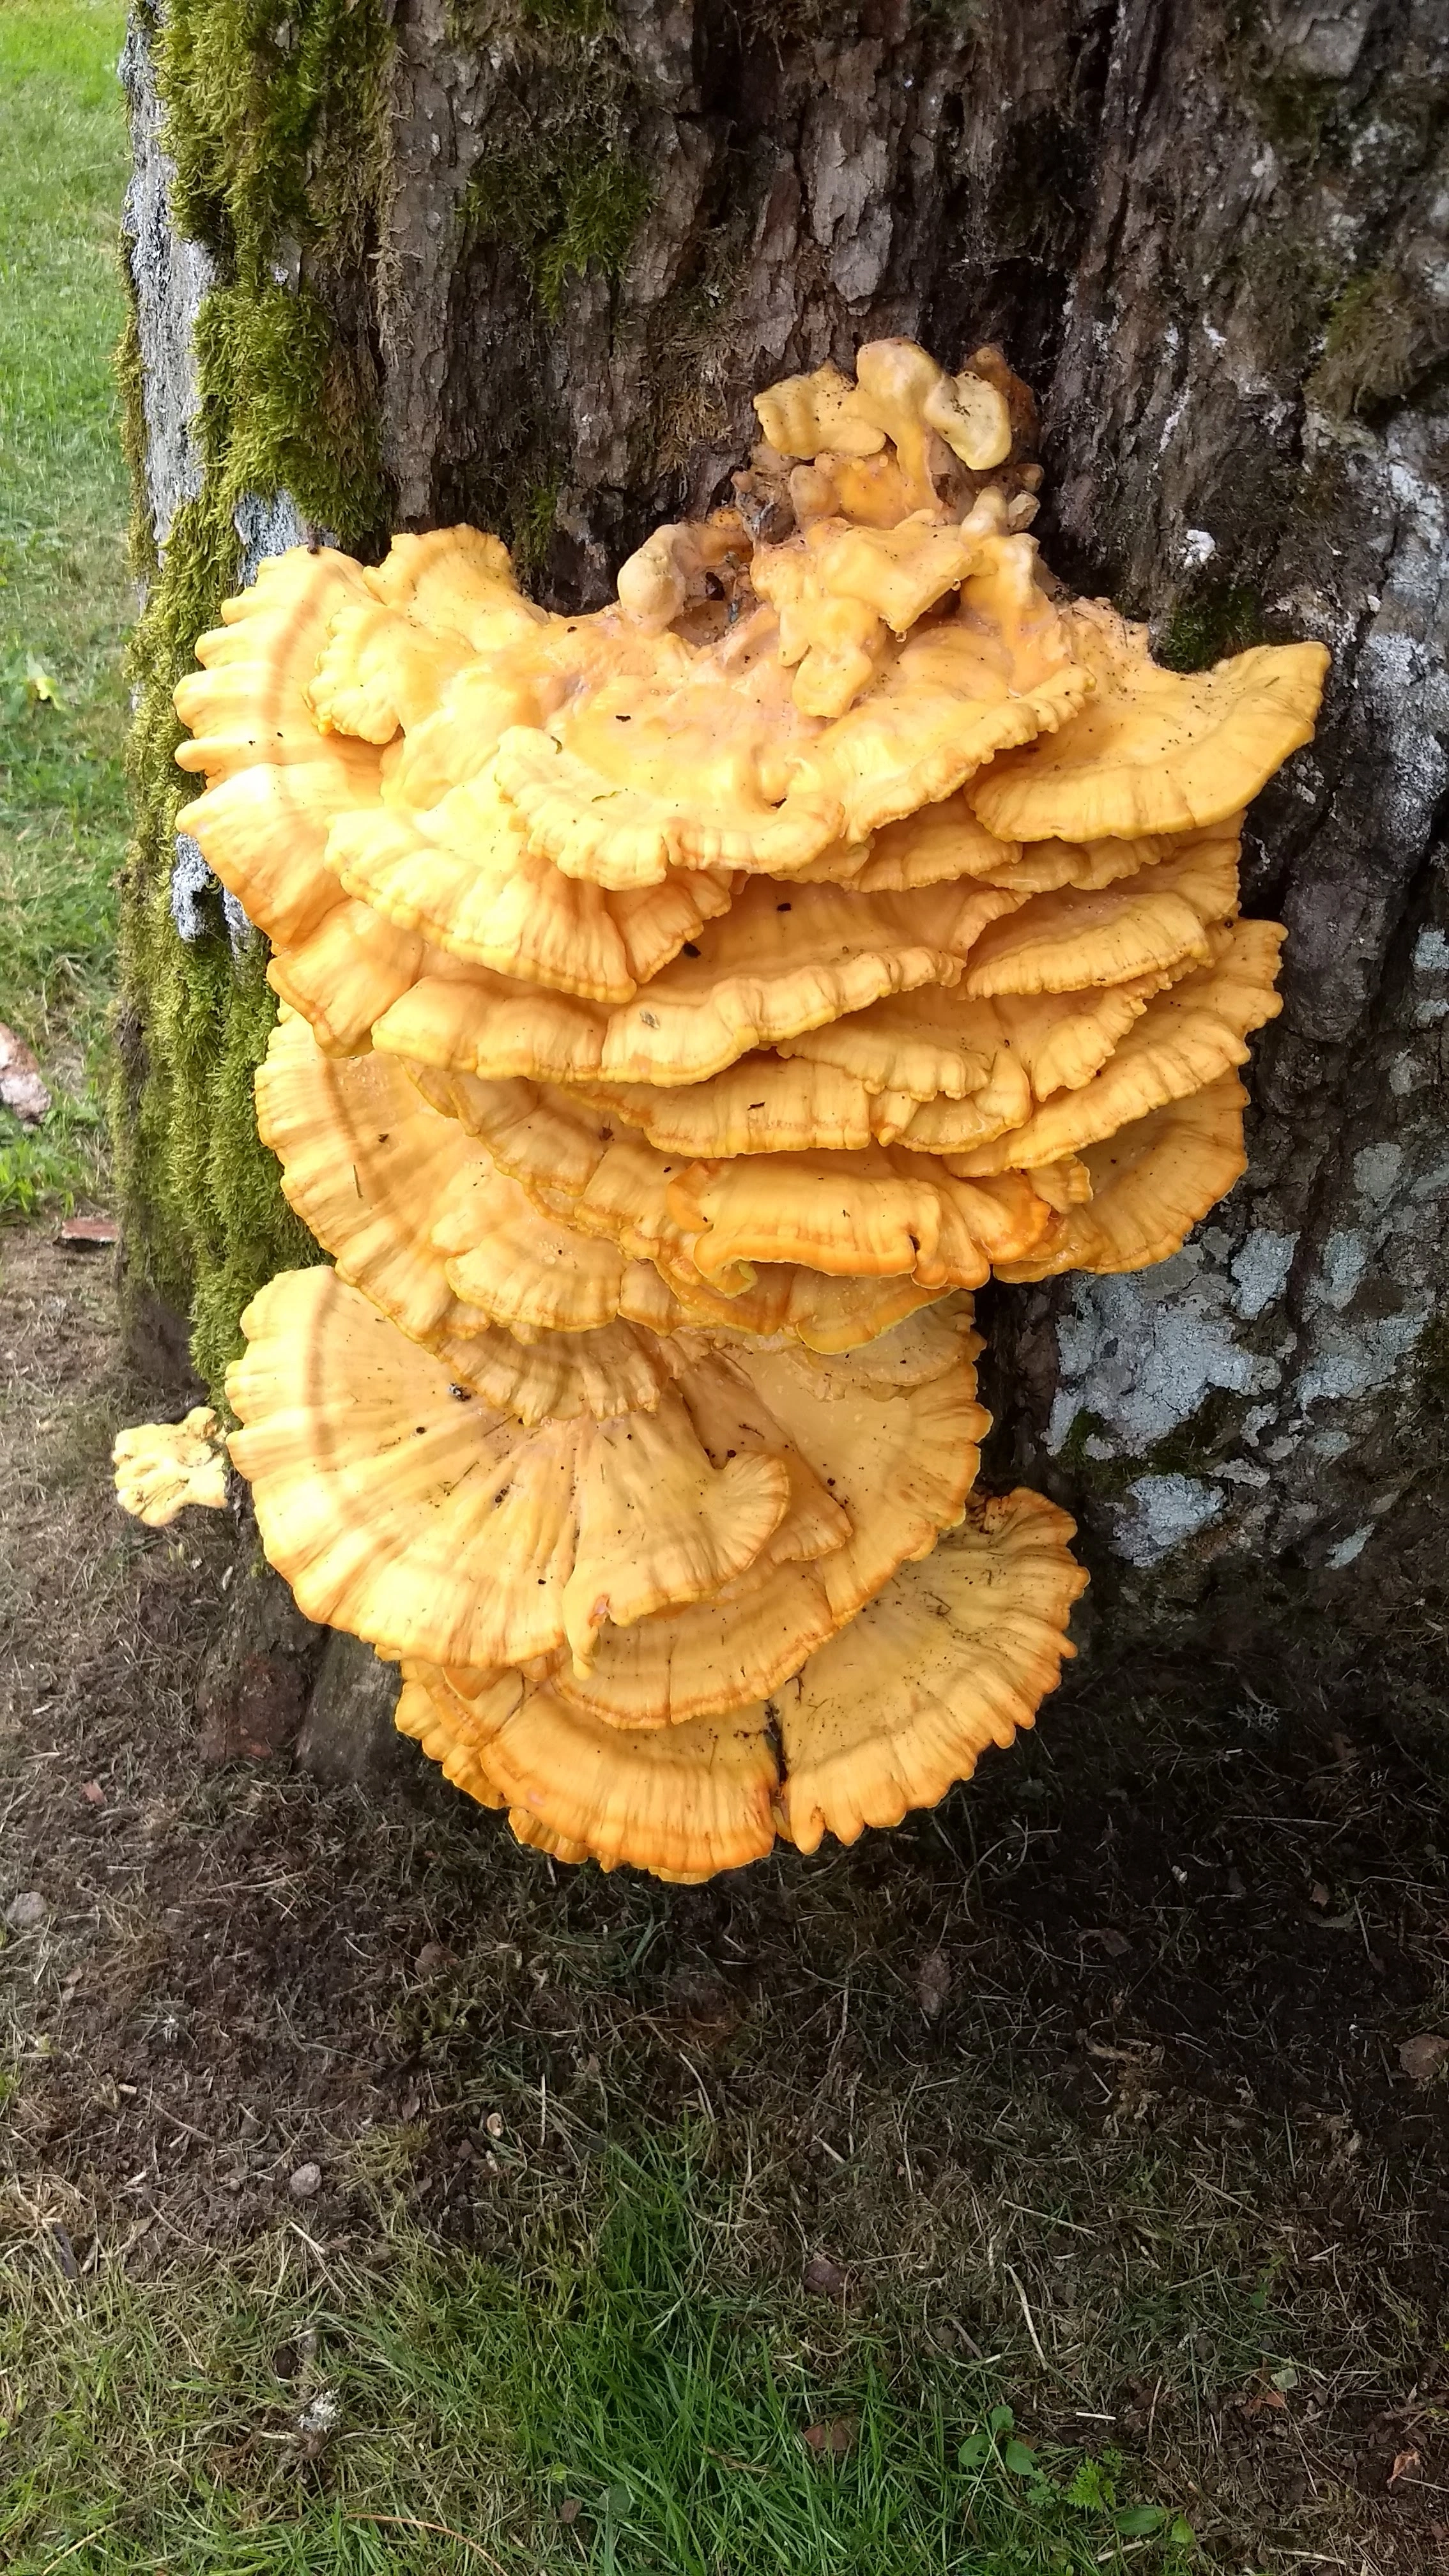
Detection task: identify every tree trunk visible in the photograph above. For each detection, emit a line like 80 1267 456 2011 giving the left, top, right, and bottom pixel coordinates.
119 0 1448 1678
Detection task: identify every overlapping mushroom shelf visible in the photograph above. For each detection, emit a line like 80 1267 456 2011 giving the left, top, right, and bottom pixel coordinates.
169 336 1328 1880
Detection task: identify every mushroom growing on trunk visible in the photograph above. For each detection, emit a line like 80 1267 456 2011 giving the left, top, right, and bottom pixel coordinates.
116 341 1327 1880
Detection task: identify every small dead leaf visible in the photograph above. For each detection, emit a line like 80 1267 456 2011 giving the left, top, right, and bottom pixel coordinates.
0 1025 50 1127
803 2251 849 2301
1388 2448 1421 2487
49 2223 80 2281
80 1779 105 1808
916 1947 951 2018
558 2499 581 2525
1084 1926 1132 1958
414 1942 456 1975
1398 2033 1449 2084
1241 2386 1288 2416
1330 1729 1357 1768
57 1214 119 1248
24 654 60 706
802 2416 857 2458
1309 1881 1330 1908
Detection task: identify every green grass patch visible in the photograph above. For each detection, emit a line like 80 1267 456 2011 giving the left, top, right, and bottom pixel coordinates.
0 0 131 1215
2 2143 1196 2572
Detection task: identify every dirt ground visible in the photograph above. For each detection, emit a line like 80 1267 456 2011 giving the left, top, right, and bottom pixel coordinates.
3 1218 1449 2572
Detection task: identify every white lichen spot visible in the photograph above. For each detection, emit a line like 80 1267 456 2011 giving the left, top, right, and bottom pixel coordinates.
1182 527 1217 569
1413 926 1449 972
1231 1228 1297 1320
1113 1475 1225 1568
1307 1230 1368 1314
234 489 306 583
1158 394 1188 455
1310 1427 1353 1462
1351 1142 1404 1204
1294 1302 1432 1407
1326 1523 1375 1568
1050 1260 1280 1454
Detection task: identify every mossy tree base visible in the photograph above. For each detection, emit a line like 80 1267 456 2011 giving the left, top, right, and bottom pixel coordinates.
119 0 1448 1648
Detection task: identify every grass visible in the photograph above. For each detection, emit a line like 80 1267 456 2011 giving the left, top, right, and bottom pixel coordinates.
0 0 132 1216
1 2142 1196 2573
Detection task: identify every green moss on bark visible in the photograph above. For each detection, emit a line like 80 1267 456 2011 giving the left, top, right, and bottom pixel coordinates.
158 0 393 270
1156 584 1266 674
457 0 654 328
115 0 395 1395
1308 270 1449 420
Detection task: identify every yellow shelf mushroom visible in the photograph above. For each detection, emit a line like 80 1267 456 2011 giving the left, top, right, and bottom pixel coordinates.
112 1408 230 1527
115 334 1330 1880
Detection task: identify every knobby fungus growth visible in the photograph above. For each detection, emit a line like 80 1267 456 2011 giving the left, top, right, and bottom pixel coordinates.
114 338 1328 1880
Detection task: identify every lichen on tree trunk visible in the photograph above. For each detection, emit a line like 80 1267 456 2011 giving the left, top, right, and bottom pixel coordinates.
118 0 1448 1653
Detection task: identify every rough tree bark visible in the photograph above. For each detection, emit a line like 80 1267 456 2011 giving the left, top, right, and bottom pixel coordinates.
121 0 1448 1698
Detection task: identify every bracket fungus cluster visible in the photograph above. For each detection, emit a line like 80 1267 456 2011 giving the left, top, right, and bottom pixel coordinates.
116 338 1328 1882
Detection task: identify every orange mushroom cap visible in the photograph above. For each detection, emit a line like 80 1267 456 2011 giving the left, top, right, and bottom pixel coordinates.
664 1149 1054 1289
777 1489 1086 1853
962 824 1241 997
550 1305 988 1728
368 875 1010 1094
947 918 1283 1173
995 1074 1250 1282
113 1408 229 1526
404 1064 953 1353
402 1665 781 1880
327 774 733 1006
969 601 1330 843
254 1011 693 1417
227 1268 809 1675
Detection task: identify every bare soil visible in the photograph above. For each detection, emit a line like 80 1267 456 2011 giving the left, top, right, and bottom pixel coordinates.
3 1221 1448 2572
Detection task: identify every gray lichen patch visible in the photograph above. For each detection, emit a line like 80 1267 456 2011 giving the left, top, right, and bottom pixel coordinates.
121 17 214 551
